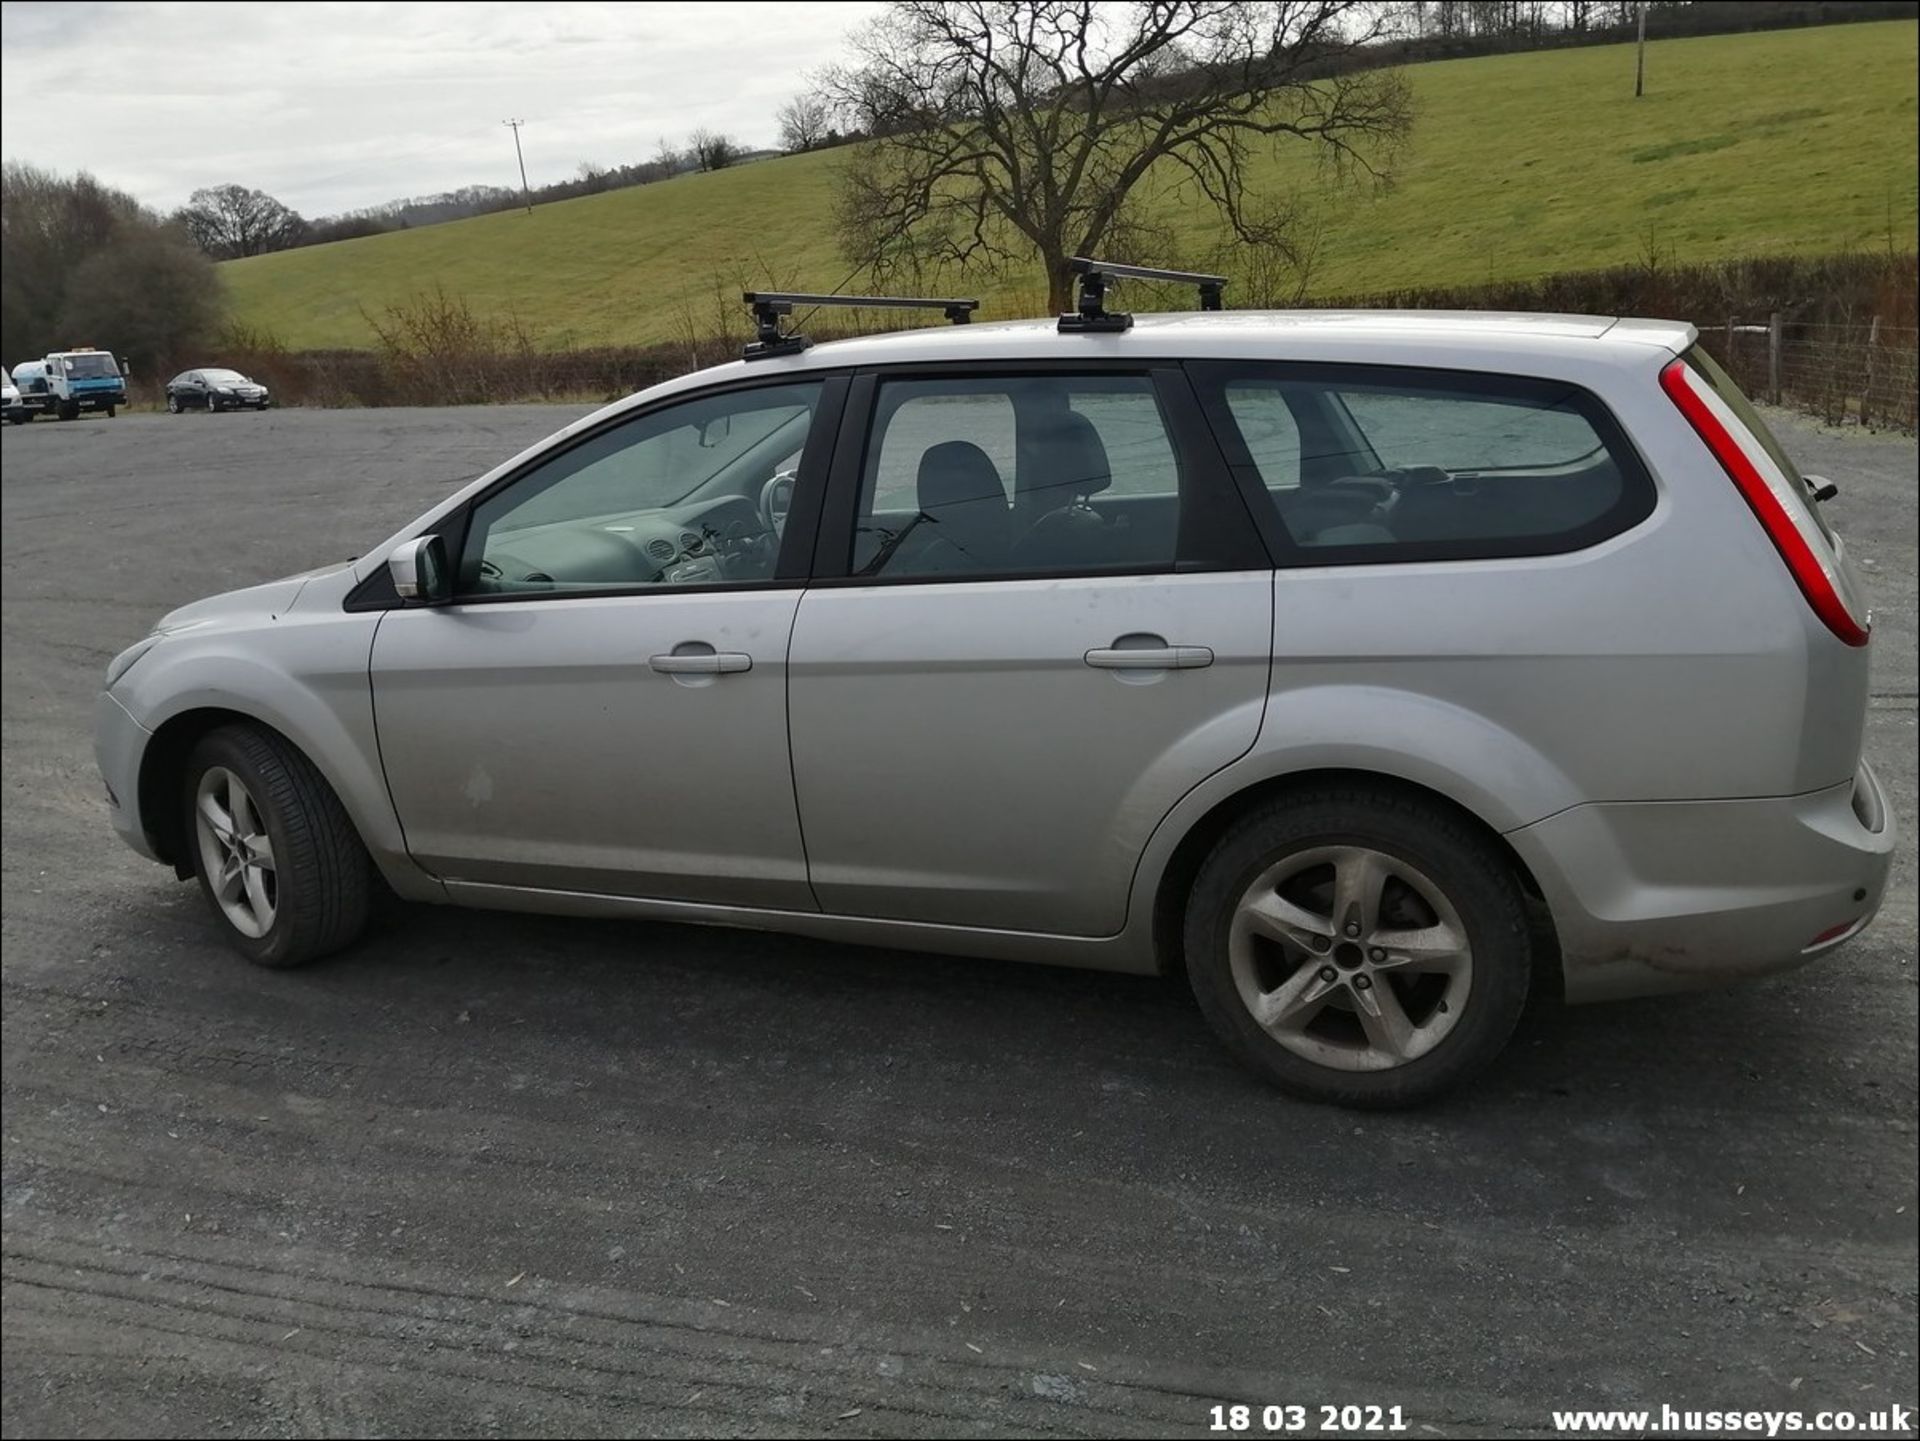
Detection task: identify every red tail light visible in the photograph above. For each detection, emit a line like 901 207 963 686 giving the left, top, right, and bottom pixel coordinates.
1659 359 1868 647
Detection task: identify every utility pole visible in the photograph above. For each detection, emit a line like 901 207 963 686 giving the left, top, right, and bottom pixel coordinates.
1634 2 1648 97
503 118 533 214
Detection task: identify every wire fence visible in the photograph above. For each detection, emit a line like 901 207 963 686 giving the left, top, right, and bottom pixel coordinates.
1699 316 1919 432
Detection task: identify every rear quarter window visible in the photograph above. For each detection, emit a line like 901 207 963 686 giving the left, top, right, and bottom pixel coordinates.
1193 362 1655 562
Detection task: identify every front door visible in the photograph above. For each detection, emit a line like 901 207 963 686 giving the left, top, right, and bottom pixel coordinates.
370 377 836 908
788 368 1273 936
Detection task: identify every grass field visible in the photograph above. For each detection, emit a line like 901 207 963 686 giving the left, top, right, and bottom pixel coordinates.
226 19 1919 351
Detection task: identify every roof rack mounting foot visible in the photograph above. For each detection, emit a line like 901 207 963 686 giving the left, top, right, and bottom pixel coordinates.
1059 256 1229 335
740 291 980 361
744 297 812 360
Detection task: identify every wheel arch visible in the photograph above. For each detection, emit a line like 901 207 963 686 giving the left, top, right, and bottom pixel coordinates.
140 705 257 875
127 678 408 885
1147 767 1560 993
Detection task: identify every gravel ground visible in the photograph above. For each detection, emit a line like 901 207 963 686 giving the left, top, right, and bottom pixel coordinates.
2 404 1915 1439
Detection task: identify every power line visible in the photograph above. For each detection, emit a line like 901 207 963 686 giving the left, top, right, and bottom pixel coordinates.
502 118 533 214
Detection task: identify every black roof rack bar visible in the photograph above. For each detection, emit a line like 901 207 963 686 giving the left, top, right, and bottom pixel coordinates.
741 291 980 360
1059 255 1229 334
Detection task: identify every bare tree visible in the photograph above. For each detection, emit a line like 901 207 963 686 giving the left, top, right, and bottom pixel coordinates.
647 136 685 181
175 184 308 259
688 128 740 172
827 2 1413 312
776 92 836 152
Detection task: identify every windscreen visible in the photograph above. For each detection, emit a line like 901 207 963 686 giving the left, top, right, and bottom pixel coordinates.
62 353 122 379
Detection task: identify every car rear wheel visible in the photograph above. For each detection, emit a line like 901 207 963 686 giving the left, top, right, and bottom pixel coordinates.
1183 786 1531 1109
183 724 371 968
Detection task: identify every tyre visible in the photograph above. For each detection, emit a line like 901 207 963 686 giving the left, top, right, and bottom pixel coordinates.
57 402 78 421
182 724 372 968
166 394 180 414
106 404 116 418
1183 786 1531 1109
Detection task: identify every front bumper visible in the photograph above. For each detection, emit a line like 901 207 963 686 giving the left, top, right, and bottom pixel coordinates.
1509 761 1896 1003
94 690 157 862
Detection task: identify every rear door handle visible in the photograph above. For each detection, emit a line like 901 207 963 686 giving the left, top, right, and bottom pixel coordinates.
1084 645 1214 670
649 651 752 675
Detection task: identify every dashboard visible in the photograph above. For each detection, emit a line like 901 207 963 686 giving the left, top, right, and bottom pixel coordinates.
474 493 776 593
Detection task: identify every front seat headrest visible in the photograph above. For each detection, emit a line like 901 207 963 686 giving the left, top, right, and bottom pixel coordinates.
917 441 1008 513
1024 410 1112 507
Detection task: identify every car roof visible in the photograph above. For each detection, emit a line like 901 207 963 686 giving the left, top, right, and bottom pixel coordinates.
633 308 1697 409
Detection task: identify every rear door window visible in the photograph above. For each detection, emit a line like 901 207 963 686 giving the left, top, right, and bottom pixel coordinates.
1194 363 1654 560
846 374 1198 579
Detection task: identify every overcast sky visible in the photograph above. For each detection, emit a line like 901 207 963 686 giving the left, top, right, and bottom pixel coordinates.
0 0 883 217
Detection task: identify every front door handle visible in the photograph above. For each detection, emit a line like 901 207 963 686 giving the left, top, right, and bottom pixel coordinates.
1084 644 1214 670
649 650 752 675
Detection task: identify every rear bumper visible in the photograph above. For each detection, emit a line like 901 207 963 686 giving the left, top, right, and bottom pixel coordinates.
94 690 158 862
1509 762 1896 1003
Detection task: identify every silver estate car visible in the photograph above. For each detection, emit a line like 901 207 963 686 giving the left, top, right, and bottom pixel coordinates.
94 294 1894 1107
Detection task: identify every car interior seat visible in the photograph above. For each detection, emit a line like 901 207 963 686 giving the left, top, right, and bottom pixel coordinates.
1013 411 1114 569
886 440 1012 574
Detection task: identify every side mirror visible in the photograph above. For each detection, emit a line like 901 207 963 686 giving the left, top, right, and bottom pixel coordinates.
389 534 451 605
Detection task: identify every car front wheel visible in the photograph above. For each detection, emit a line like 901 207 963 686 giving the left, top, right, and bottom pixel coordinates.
166 394 180 414
183 724 371 968
1184 786 1531 1109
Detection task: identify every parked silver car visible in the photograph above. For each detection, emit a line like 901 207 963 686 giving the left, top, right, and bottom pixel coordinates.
93 290 1894 1106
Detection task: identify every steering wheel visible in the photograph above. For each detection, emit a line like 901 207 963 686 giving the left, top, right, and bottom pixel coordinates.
758 470 797 537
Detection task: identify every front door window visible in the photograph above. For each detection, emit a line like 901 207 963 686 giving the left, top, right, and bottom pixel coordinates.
461 382 823 595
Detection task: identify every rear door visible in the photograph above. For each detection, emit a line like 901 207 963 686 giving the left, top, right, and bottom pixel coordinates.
787 366 1272 936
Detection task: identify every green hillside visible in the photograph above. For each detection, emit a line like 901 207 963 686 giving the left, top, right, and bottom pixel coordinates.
227 19 1919 351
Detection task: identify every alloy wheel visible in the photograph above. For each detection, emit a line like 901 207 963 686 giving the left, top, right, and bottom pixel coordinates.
193 766 278 939
1228 845 1473 1072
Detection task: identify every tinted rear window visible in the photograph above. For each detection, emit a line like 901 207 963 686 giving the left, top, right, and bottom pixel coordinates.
1194 363 1654 561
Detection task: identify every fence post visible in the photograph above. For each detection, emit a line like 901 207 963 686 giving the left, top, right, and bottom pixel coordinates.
1767 312 1782 406
1862 314 1881 429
